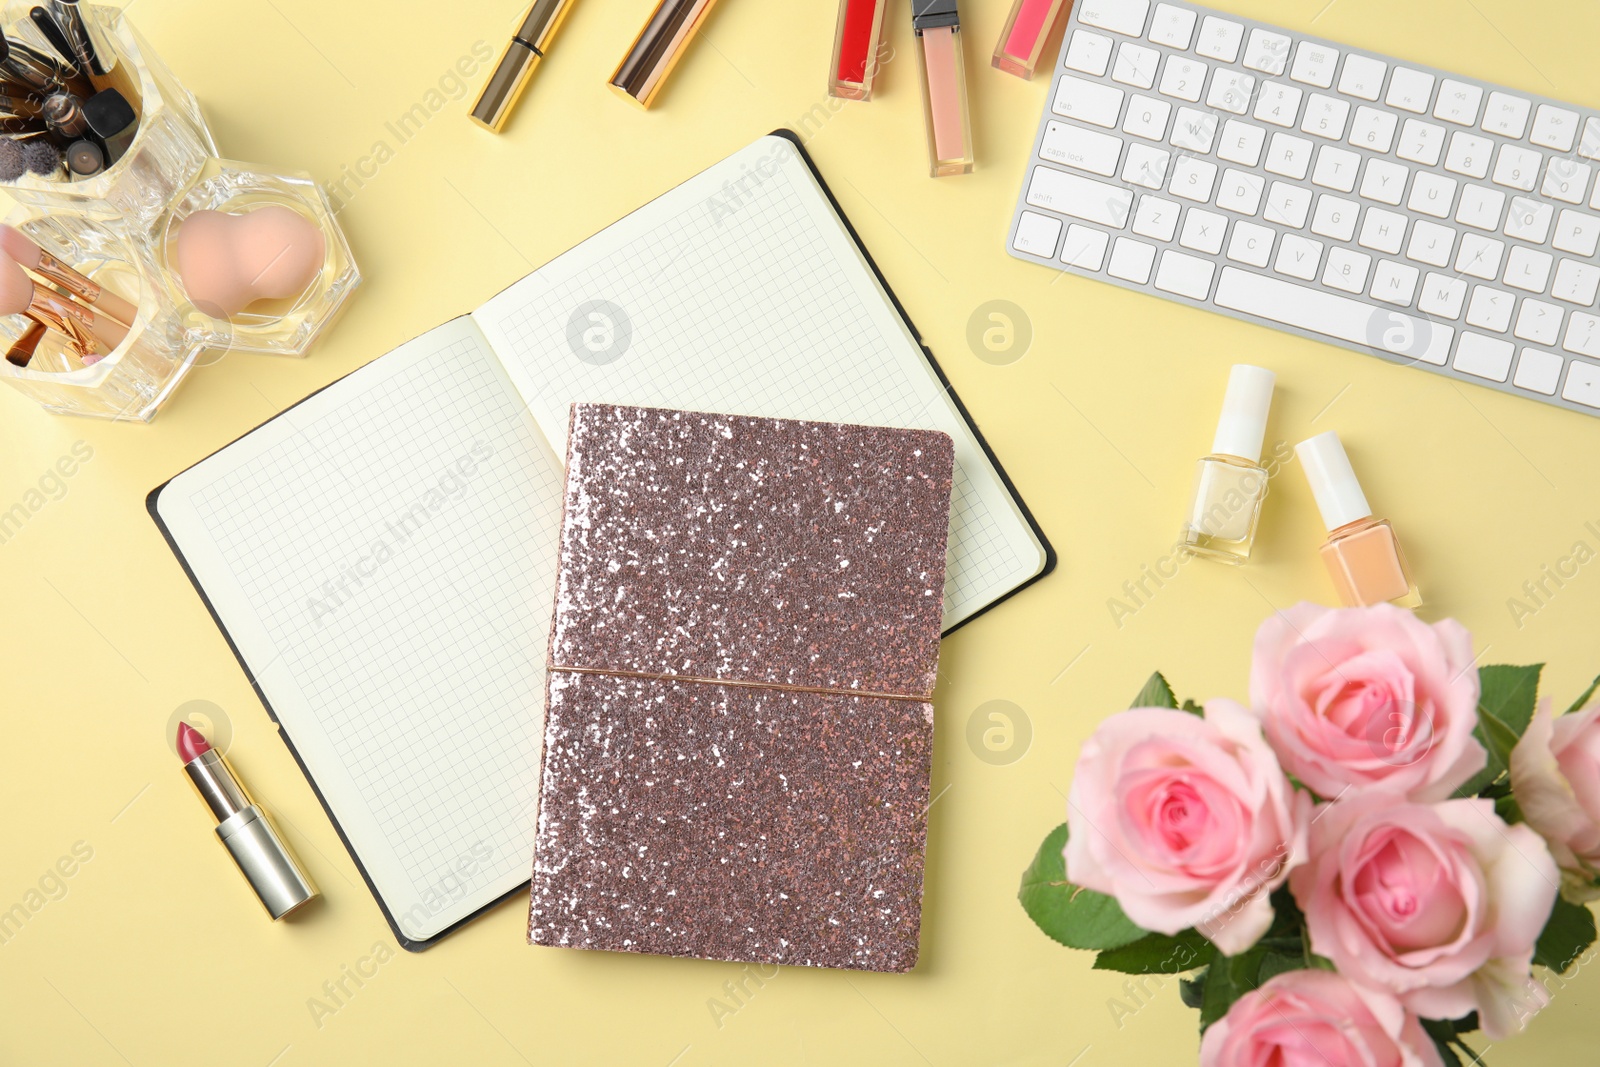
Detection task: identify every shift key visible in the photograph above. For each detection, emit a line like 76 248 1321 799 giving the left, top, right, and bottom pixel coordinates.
1026 166 1134 228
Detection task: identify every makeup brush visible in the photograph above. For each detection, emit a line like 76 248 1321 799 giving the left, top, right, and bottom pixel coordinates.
0 27 81 96
0 252 126 357
51 0 104 78
21 138 61 178
5 319 45 366
0 137 24 180
0 225 136 326
28 6 82 78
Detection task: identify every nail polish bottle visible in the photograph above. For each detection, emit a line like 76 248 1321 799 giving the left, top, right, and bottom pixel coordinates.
1180 365 1276 564
1297 431 1422 608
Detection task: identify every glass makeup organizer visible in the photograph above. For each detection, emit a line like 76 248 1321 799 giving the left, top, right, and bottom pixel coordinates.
0 2 360 421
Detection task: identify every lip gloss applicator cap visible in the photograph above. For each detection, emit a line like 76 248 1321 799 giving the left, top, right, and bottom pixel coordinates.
1297 430 1373 532
1211 364 1275 463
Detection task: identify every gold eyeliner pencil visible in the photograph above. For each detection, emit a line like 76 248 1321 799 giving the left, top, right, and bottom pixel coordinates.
470 0 579 132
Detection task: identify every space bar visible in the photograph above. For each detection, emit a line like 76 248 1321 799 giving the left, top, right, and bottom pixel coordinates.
1214 268 1453 366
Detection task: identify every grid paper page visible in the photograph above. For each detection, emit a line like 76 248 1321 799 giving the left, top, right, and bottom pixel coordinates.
474 135 1046 627
155 319 563 942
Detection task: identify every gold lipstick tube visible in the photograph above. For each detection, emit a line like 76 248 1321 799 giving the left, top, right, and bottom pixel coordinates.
470 0 579 132
608 0 721 109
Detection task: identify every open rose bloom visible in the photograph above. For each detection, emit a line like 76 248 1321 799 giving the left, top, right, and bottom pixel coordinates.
1511 699 1600 901
1065 701 1310 955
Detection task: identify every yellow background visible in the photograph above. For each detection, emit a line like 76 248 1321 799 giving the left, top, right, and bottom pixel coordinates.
3 0 1599 1062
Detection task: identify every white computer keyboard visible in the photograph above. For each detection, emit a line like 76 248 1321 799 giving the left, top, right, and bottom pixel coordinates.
1005 0 1600 416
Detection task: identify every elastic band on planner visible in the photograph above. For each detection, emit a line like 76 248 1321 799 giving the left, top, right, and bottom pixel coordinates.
547 664 932 703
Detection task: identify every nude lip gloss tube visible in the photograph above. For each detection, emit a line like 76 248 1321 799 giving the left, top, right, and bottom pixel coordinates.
830 0 888 100
911 0 973 178
1297 431 1422 609
992 0 1068 79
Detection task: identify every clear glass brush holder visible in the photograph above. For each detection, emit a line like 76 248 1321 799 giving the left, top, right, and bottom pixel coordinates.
0 1 218 230
0 211 204 420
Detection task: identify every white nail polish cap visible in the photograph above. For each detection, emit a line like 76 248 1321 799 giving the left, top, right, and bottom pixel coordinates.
1297 431 1374 532
1211 364 1276 464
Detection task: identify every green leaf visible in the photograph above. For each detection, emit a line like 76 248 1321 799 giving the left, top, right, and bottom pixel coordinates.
1199 945 1267 1030
1568 674 1600 715
1494 794 1524 825
1458 664 1543 796
1255 952 1305 985
1422 1020 1465 1067
1179 971 1206 1009
1132 672 1178 710
1018 823 1147 951
1535 897 1597 974
1094 929 1215 974
1181 699 1204 717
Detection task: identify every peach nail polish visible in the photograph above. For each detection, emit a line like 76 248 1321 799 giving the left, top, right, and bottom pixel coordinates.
1297 431 1422 608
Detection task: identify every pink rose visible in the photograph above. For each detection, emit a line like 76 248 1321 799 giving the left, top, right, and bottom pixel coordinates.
1065 700 1310 956
1200 969 1443 1067
1511 699 1600 901
1291 792 1558 1039
1250 603 1486 801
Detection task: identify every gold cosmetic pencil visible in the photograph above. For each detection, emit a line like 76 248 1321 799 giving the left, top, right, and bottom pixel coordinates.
470 0 579 132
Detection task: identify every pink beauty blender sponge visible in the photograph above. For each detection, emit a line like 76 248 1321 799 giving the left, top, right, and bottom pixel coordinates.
174 205 325 318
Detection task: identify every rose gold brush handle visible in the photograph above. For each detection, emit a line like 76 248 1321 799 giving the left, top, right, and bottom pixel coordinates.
25 284 124 357
31 249 137 326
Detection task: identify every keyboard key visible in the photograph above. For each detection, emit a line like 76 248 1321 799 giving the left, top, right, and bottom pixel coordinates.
1504 247 1553 293
1171 107 1219 153
1312 146 1361 192
1123 142 1172 188
1554 210 1600 256
1062 224 1112 269
1504 197 1553 243
1323 247 1372 293
1124 94 1172 140
1040 121 1125 176
1064 31 1114 76
1170 156 1218 202
1254 82 1303 127
1514 299 1563 346
1148 4 1197 49
1406 220 1456 267
1132 195 1180 241
1419 273 1468 319
1178 210 1227 255
1455 333 1515 381
1456 233 1506 280
1482 91 1531 138
1372 260 1420 306
1513 349 1563 395
1565 313 1600 358
1359 159 1409 206
1078 0 1150 37
1359 208 1407 254
1228 221 1275 267
1207 70 1256 115
1553 259 1600 306
1457 185 1507 231
1582 118 1600 161
1214 268 1454 364
1026 166 1134 227
1266 182 1313 227
1054 76 1125 128
1216 169 1265 214
1159 55 1208 102
1243 29 1291 75
1562 360 1600 407
1014 211 1064 257
1386 67 1435 113
1311 195 1359 241
1217 120 1267 166
1349 107 1398 153
1338 54 1387 101
1408 172 1458 218
1302 95 1350 140
1113 43 1160 89
1444 132 1493 178
1433 81 1483 126
1108 237 1157 283
1396 119 1446 166
1291 43 1339 88
1275 234 1324 280
1492 144 1541 192
1264 132 1313 179
1531 105 1579 152
1542 159 1592 206
1466 286 1514 332
1155 250 1216 299
1195 16 1243 62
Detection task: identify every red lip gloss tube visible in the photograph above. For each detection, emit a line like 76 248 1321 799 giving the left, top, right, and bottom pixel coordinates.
829 0 887 100
993 0 1068 79
177 722 317 919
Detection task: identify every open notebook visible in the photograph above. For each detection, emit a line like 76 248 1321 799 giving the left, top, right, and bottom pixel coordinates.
149 132 1052 949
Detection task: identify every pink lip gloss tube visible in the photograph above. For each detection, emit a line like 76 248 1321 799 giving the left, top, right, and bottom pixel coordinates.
993 0 1068 79
911 0 973 177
